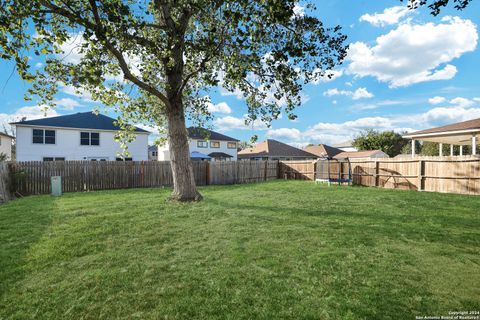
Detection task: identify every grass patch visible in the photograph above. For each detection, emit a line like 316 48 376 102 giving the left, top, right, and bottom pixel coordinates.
1 181 479 319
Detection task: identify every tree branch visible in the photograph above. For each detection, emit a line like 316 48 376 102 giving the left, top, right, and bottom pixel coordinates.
39 0 171 107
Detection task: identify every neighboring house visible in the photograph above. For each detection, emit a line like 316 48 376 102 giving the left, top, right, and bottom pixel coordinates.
158 127 239 161
332 140 358 152
334 150 389 160
0 132 14 160
238 139 317 160
11 112 149 161
304 144 343 159
148 145 158 161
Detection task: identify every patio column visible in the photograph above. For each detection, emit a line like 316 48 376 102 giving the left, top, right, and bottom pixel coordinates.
450 144 454 156
439 143 443 157
460 145 463 156
473 135 477 155
411 139 416 158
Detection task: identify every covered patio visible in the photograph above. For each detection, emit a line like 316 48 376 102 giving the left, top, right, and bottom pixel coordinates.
403 118 480 158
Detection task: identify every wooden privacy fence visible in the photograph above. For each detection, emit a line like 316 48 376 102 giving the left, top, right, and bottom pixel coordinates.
279 157 480 195
7 160 279 196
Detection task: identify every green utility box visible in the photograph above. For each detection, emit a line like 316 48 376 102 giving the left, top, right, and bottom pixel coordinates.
51 176 62 196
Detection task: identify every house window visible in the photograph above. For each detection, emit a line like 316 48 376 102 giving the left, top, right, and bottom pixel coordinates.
116 157 133 161
197 140 208 148
210 141 220 148
80 132 100 146
33 129 55 144
227 142 236 149
43 157 65 161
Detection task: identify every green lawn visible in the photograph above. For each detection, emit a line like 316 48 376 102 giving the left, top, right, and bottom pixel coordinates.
1 181 479 320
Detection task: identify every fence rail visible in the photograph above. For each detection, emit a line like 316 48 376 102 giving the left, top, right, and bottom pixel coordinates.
7 160 279 196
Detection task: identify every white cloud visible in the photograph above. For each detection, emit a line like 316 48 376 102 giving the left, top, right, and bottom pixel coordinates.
266 128 301 141
0 105 59 133
214 116 268 132
449 97 475 107
347 16 478 87
292 4 305 18
57 34 86 64
359 6 411 27
54 98 80 110
35 62 43 68
59 83 94 102
429 96 446 105
207 102 232 114
323 87 374 100
311 69 343 85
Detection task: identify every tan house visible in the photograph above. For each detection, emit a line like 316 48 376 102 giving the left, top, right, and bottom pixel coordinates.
304 144 343 159
0 132 14 160
238 139 317 160
403 118 480 157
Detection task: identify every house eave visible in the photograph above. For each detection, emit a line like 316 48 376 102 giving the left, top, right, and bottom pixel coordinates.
11 123 150 134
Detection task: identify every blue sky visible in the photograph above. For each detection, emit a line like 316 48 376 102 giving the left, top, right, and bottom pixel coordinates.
1 0 480 146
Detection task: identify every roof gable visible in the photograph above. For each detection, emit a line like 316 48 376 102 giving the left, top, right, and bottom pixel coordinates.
239 139 317 158
187 127 239 141
10 112 149 133
304 144 342 158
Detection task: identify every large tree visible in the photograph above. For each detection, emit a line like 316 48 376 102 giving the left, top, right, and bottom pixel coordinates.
0 0 347 201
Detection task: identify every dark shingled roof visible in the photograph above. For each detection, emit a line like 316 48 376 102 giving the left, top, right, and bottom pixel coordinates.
406 118 480 136
304 144 343 159
187 127 239 141
10 112 149 133
238 139 317 159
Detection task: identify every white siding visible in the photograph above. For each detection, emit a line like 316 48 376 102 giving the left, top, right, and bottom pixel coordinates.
0 136 13 160
15 126 148 161
158 139 237 161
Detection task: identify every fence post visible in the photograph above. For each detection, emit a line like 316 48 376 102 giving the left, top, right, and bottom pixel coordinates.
264 160 268 181
206 161 210 185
374 161 379 187
418 160 424 191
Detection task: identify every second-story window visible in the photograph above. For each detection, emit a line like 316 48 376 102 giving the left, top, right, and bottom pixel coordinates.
80 132 100 146
227 142 236 149
33 129 55 144
210 141 220 148
197 140 208 148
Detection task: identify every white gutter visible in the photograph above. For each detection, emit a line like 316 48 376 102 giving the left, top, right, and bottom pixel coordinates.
403 128 480 139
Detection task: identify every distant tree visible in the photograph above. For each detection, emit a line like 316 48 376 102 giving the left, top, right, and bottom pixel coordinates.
353 130 408 157
401 140 422 155
238 141 253 150
403 0 473 15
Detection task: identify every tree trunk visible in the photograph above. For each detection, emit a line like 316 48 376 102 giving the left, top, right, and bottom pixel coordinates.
167 99 202 202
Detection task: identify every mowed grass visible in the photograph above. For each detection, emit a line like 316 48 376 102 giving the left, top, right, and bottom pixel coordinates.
0 181 479 320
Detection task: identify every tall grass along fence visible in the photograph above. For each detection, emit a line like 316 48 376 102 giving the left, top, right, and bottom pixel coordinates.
7 160 279 196
279 157 480 195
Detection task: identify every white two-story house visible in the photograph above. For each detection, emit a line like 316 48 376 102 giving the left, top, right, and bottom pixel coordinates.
11 112 149 161
158 127 239 161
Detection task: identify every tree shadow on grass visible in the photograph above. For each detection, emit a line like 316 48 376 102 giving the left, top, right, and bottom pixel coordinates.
0 196 55 302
